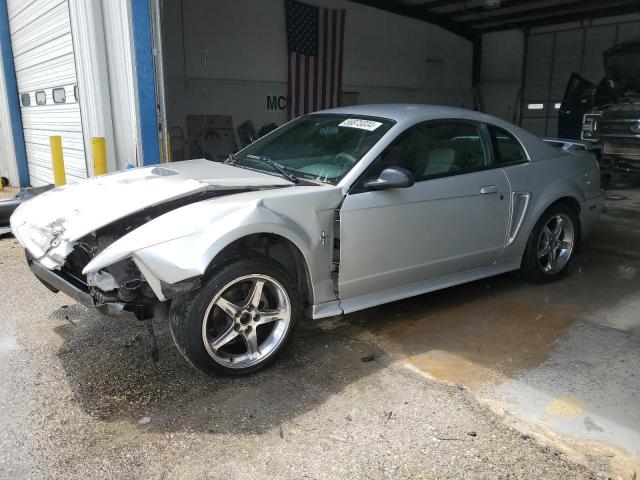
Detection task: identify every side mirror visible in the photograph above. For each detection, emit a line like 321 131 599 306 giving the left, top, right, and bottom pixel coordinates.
363 166 415 190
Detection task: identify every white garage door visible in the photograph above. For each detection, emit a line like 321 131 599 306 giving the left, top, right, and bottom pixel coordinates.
7 0 87 186
521 19 640 138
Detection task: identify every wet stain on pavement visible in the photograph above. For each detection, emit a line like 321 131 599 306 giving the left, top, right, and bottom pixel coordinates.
545 396 584 419
331 190 640 393
340 276 578 390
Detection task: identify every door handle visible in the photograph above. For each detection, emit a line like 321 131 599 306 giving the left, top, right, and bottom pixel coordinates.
480 185 498 194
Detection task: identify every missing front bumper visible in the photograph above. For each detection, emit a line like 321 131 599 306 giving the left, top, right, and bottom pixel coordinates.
27 258 125 315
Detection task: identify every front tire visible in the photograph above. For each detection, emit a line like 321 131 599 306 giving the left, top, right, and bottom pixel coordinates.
169 256 301 376
521 204 578 283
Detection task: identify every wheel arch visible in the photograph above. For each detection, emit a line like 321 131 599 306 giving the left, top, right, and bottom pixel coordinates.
536 195 582 245
504 185 584 260
518 194 581 282
208 232 315 307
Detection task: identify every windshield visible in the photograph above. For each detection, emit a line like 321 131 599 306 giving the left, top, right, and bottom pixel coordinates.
234 114 395 184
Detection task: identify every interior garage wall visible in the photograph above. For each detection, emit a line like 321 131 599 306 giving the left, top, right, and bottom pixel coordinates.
161 0 473 138
478 29 525 123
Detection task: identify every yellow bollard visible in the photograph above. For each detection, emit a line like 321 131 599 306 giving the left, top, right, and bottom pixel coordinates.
91 137 107 176
50 136 66 186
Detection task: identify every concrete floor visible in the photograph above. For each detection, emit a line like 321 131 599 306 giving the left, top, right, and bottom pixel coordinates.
0 187 638 479
0 187 20 235
0 186 19 200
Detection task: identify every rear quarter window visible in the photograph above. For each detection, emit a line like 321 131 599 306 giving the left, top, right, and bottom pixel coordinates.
488 125 527 166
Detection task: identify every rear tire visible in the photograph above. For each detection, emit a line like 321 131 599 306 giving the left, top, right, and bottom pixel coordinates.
169 256 301 376
521 204 578 283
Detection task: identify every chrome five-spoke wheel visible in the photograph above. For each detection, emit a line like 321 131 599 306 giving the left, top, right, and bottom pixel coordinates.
522 204 578 283
536 213 575 275
169 257 300 376
202 274 291 369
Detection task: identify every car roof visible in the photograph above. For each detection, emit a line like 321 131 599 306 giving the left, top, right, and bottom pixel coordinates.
313 103 561 161
316 103 487 124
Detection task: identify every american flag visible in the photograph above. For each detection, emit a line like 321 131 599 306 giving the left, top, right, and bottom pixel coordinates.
285 0 346 120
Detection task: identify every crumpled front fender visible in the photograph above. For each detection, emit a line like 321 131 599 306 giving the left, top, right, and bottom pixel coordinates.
84 198 315 301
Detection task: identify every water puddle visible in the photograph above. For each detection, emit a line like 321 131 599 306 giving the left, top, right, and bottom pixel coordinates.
342 284 579 390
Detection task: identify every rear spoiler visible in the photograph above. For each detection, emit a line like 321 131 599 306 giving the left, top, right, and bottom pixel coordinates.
541 138 590 151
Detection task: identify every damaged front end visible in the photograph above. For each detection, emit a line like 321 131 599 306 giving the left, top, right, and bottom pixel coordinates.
11 160 295 321
24 190 239 320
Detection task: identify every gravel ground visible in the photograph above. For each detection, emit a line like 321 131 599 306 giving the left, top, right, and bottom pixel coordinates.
0 186 19 200
0 235 598 479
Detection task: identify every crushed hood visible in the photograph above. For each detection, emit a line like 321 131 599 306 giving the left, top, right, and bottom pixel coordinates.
10 159 292 269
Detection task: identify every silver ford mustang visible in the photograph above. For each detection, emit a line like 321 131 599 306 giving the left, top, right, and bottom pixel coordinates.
11 104 603 376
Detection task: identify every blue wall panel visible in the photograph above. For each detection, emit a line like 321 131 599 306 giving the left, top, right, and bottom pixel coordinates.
131 0 160 166
0 0 29 186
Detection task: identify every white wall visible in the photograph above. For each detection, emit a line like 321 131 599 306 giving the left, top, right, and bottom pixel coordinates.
161 0 473 142
67 0 138 173
69 0 117 175
0 57 19 186
479 29 525 123
102 0 140 168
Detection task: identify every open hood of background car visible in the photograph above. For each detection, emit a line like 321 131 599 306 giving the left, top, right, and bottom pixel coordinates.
10 159 292 269
603 39 640 97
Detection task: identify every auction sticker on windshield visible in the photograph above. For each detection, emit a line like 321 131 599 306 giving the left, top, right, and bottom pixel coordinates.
339 118 383 131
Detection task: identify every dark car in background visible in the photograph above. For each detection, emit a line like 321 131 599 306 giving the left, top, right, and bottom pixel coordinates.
558 39 640 182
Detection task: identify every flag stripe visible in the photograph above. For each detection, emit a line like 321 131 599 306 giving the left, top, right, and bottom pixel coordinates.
287 52 292 119
295 52 301 117
329 10 337 109
304 54 310 114
312 51 319 111
337 10 345 107
320 8 328 110
317 10 324 110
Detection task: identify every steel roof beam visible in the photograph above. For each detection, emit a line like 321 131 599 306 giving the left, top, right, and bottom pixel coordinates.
478 3 640 32
448 0 564 18
352 0 476 40
466 0 639 26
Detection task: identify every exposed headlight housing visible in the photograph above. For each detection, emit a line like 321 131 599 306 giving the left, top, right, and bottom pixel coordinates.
581 113 601 142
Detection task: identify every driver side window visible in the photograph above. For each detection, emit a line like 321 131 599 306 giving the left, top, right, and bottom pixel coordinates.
361 121 488 186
